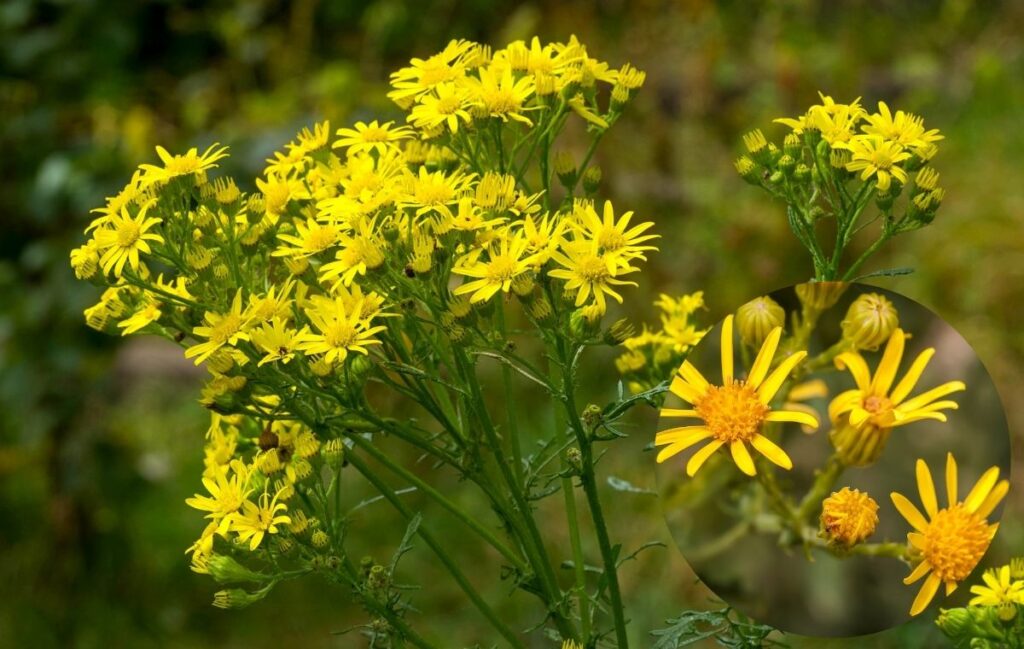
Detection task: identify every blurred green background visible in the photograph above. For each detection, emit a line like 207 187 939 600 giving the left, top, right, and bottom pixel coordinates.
2 0 1022 647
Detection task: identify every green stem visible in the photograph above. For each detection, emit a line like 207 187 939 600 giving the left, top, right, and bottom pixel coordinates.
796 453 846 523
348 433 527 573
841 232 892 281
559 342 629 649
346 449 526 649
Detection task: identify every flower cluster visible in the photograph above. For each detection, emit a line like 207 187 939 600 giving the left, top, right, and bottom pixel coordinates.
737 93 947 281
655 284 1003 619
69 36 665 646
615 291 708 393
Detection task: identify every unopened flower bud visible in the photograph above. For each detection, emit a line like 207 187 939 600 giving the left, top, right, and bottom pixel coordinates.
565 447 582 472
783 133 801 157
367 564 390 591
311 529 329 548
527 297 553 323
208 554 270 585
582 167 602 194
743 129 769 163
830 419 891 467
820 487 878 548
569 308 601 340
841 293 899 351
511 273 535 298
322 438 345 468
778 154 796 175
581 404 602 431
553 150 576 188
795 281 847 311
604 318 636 346
735 156 759 184
448 296 472 319
212 587 269 609
794 163 811 181
736 296 784 348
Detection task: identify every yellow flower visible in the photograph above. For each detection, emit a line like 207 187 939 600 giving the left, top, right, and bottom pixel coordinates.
388 39 475 105
273 217 340 258
298 296 386 365
138 143 228 187
549 242 638 313
453 234 535 303
970 566 1024 607
806 103 861 147
655 316 817 476
250 318 306 366
185 460 253 531
568 93 608 128
403 166 475 221
842 135 912 191
185 290 252 365
318 220 387 289
255 173 310 217
820 487 878 547
117 298 162 335
861 101 943 153
333 120 414 156
893 453 1008 616
408 82 473 134
465 63 535 125
92 199 164 277
830 328 965 431
574 200 658 269
228 490 291 551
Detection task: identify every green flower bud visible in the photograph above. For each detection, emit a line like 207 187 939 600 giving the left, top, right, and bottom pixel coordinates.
735 155 761 185
569 308 601 340
581 404 602 432
603 318 636 346
208 554 270 585
553 150 576 188
778 154 796 175
783 133 801 157
311 529 329 548
212 585 272 610
841 293 899 351
794 163 811 181
582 166 602 194
795 281 847 311
735 296 785 348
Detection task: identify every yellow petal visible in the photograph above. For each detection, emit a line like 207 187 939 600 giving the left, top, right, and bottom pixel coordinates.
678 361 710 393
898 381 966 413
828 389 862 422
964 466 1001 513
765 409 819 429
655 426 711 448
669 375 704 404
870 329 905 396
910 573 942 616
686 440 724 477
661 408 699 419
656 442 690 463
903 560 932 585
730 441 756 476
890 348 935 404
891 492 930 532
747 326 782 388
946 452 958 507
779 403 822 433
907 532 927 549
787 378 828 402
916 459 938 518
757 351 807 404
976 479 1010 519
945 581 958 596
849 407 871 428
835 352 872 391
750 434 793 470
721 315 734 384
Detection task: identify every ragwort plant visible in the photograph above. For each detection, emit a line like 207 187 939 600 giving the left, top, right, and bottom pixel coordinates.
71 37 707 648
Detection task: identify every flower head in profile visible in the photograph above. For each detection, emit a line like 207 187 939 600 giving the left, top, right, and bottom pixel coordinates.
333 120 414 156
892 453 1007 616
969 566 1024 607
830 328 965 432
138 143 228 187
655 315 817 477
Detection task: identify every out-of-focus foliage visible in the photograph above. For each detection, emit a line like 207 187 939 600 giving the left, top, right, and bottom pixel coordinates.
2 0 1022 647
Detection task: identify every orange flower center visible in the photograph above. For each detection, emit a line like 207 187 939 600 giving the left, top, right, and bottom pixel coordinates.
921 505 991 583
695 381 769 443
863 394 893 415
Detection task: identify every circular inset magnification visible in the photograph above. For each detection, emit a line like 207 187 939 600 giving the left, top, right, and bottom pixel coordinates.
655 282 1011 637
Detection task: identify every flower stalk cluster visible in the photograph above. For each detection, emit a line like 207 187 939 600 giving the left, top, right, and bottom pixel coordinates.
70 36 671 647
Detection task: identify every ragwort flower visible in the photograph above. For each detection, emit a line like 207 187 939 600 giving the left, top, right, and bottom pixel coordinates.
655 316 817 476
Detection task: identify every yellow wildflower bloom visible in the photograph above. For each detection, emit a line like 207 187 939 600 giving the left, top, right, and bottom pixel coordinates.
465 64 535 125
861 101 943 152
408 82 472 134
655 316 816 476
273 217 340 258
893 453 1007 616
575 200 658 269
970 566 1024 607
255 173 310 217
319 221 387 288
453 234 535 303
842 135 912 191
830 328 965 431
388 39 475 105
333 120 414 156
92 199 164 277
117 298 161 335
549 242 638 312
250 318 306 366
228 490 291 551
185 460 253 531
185 290 252 365
138 143 228 187
298 297 386 364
